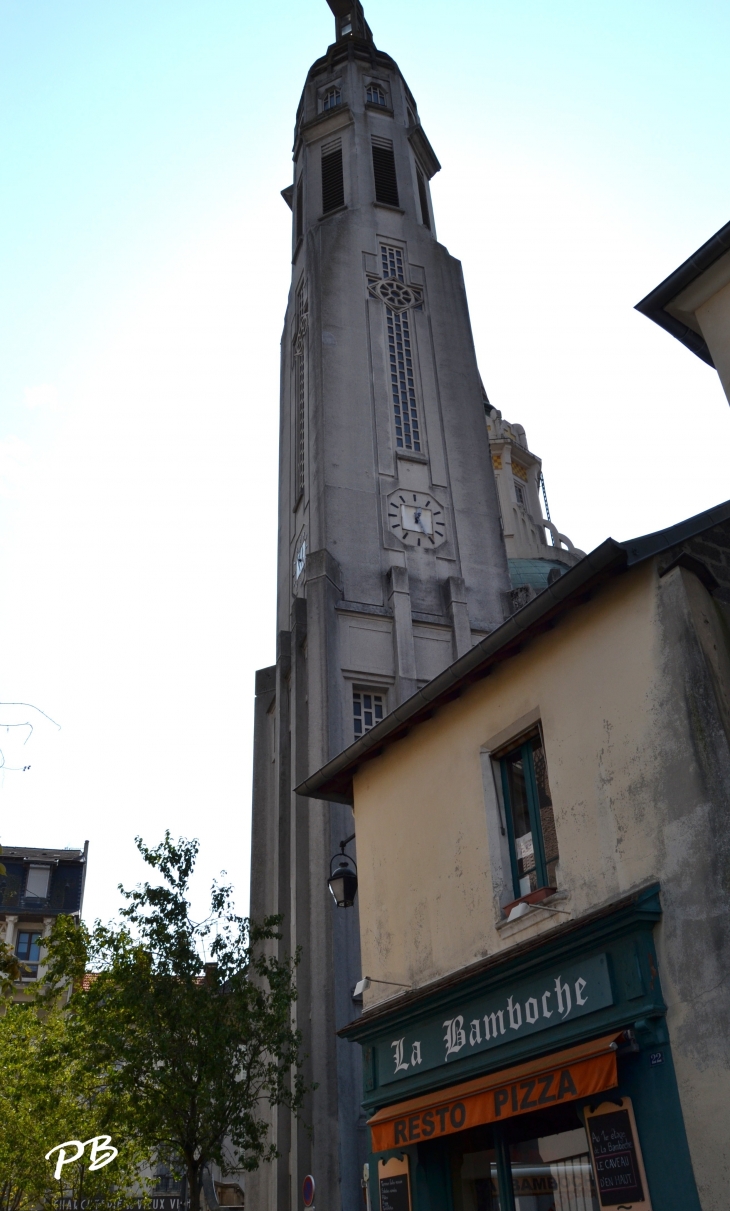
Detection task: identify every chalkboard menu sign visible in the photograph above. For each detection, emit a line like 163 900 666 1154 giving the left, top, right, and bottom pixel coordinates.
378 1156 412 1211
585 1099 652 1209
379 1175 410 1211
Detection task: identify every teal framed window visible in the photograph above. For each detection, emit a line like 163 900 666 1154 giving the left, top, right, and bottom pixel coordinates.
499 729 559 899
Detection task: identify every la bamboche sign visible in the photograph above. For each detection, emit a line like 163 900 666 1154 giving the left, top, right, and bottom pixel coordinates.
377 954 612 1086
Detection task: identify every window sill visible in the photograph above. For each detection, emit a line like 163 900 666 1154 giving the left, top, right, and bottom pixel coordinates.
373 201 405 214
396 449 428 464
503 886 557 918
319 204 348 221
366 102 394 116
495 890 571 938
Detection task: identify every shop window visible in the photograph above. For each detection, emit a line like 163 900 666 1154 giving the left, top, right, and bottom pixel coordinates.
353 689 384 739
16 930 42 979
456 1118 600 1210
509 1127 599 1209
499 729 558 899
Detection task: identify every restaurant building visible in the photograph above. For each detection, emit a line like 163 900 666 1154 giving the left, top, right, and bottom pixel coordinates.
298 501 730 1210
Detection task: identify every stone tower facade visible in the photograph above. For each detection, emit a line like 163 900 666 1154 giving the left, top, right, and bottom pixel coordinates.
248 4 510 1208
486 407 584 597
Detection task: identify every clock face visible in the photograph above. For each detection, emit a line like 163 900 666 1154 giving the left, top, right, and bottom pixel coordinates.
387 490 446 548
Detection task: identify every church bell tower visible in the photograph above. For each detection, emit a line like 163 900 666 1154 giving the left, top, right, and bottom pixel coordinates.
248 4 510 1207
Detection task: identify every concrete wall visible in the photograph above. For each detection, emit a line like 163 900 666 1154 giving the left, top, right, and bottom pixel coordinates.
351 557 730 1210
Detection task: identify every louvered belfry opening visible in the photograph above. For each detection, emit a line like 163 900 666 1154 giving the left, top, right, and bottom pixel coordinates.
416 166 431 230
372 136 399 207
321 139 345 213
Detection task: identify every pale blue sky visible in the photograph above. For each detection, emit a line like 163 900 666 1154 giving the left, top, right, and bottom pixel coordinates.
1 0 729 924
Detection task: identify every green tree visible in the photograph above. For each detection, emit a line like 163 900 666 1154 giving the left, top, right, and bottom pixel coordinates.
42 833 307 1211
0 847 22 996
0 1000 146 1211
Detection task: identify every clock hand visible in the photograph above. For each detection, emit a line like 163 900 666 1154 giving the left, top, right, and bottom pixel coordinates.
414 508 428 534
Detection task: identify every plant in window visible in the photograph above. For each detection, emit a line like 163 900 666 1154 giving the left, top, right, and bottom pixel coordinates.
499 730 559 900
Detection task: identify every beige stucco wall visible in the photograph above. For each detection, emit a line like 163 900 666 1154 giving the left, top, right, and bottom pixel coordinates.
351 559 730 1209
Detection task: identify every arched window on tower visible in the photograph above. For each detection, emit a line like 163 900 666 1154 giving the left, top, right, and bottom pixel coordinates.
366 84 387 107
323 87 341 112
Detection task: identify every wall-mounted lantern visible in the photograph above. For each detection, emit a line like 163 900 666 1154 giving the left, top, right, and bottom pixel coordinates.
328 833 357 907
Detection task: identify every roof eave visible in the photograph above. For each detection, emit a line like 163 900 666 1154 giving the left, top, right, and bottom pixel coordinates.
635 217 730 366
296 497 730 805
296 538 627 804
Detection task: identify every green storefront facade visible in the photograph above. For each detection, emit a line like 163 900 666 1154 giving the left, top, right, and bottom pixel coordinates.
342 885 701 1211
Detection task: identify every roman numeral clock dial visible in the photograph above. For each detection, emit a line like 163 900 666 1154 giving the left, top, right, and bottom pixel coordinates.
386 489 447 549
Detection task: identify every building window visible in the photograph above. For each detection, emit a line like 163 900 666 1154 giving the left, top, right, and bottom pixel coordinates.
387 309 420 451
323 87 341 112
499 729 559 899
296 176 303 242
153 1163 183 1195
353 690 384 738
16 930 42 979
372 137 399 207
380 247 420 451
321 139 344 213
366 84 387 106
341 16 352 35
295 281 308 500
514 481 526 506
416 166 431 231
294 536 306 582
381 244 405 282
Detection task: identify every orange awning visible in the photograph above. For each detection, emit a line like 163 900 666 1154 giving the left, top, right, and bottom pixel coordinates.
368 1033 621 1153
